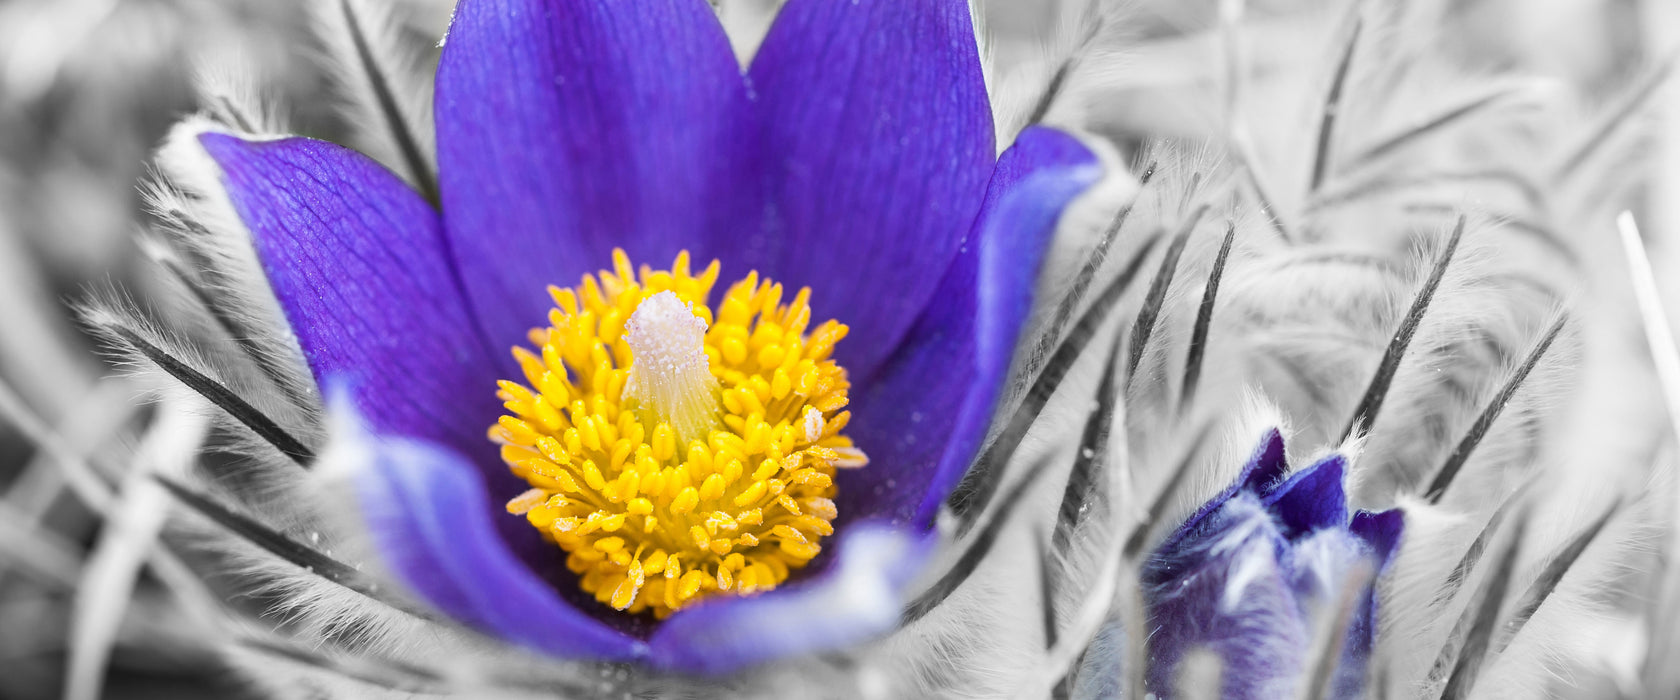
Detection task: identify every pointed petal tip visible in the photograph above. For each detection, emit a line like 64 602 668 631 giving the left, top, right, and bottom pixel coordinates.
1262 454 1349 540
1241 428 1289 494
1350 508 1406 568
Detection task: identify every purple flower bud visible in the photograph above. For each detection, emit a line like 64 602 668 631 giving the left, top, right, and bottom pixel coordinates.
1143 430 1403 699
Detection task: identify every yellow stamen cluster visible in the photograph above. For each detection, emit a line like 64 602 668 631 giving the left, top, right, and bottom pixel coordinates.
492 250 867 617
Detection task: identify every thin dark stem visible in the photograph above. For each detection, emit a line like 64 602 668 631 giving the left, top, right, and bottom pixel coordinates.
1180 220 1236 409
340 0 438 203
1339 216 1464 442
1309 15 1363 193
114 327 315 465
1125 205 1206 388
1424 316 1567 503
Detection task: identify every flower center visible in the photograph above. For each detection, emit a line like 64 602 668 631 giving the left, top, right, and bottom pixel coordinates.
492 250 867 617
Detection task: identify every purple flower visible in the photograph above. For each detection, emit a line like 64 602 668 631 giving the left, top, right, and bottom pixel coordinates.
189 0 1102 675
1143 429 1405 699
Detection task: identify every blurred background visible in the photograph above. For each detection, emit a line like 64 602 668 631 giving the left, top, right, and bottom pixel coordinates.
0 0 1670 697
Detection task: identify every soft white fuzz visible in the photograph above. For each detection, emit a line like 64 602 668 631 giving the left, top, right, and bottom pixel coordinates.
624 291 720 443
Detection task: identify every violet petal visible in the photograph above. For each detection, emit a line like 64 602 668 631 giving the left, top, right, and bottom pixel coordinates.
198 134 500 460
1143 495 1308 698
744 0 996 380
1158 429 1289 555
340 404 645 661
435 0 750 356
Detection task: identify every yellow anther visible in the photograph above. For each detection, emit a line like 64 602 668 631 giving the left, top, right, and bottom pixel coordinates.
582 461 607 491
699 473 726 502
505 488 547 515
644 550 669 575
795 515 836 537
771 368 792 400
610 440 634 470
534 436 566 464
804 497 837 520
491 250 864 617
751 459 780 482
551 466 584 493
616 471 640 501
721 337 749 366
670 487 700 515
802 406 826 443
679 570 709 600
498 416 543 445
831 446 869 469
527 505 561 530
687 442 713 474
738 566 761 594
780 540 821 560
792 470 833 489
611 572 641 610
777 494 802 516
734 480 768 507
652 423 677 461
772 524 808 544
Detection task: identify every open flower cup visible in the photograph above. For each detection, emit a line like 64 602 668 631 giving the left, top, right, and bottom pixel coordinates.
191 0 1104 674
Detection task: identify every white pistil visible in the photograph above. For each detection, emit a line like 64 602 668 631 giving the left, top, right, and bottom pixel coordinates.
624 291 720 443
